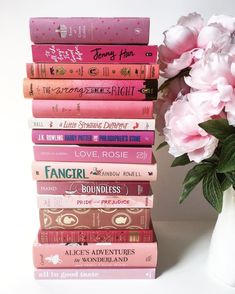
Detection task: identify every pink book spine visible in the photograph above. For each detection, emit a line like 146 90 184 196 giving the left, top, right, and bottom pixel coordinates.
32 100 154 118
30 17 150 44
32 161 157 181
33 145 153 164
37 194 154 208
32 130 155 146
31 45 157 64
23 78 158 100
33 240 158 268
27 63 159 79
34 268 156 279
36 181 152 196
28 118 155 131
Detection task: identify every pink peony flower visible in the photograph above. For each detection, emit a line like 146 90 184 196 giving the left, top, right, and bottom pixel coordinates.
159 12 204 78
197 23 232 51
225 91 235 126
156 76 190 134
187 90 225 117
207 14 235 34
185 52 235 103
164 97 218 163
159 13 235 78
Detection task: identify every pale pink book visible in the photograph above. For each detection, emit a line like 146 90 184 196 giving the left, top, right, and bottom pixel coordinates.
32 100 154 119
32 161 157 181
33 145 153 164
37 194 154 208
33 239 158 268
34 268 156 279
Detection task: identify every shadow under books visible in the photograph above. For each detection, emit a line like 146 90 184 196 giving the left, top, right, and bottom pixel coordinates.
155 221 214 276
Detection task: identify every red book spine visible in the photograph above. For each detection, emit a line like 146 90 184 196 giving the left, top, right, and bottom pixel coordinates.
23 78 158 100
32 100 154 119
38 228 153 243
36 181 152 196
39 208 151 229
27 63 159 79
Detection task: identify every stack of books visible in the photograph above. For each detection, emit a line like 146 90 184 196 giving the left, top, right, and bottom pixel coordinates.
23 17 159 280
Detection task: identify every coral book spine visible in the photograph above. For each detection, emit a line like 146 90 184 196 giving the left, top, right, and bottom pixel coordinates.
32 100 154 119
29 17 150 44
37 194 154 209
33 145 153 164
32 130 155 146
31 45 158 64
27 63 159 79
34 268 156 279
39 208 151 229
33 239 158 268
38 228 154 243
28 118 155 131
36 181 152 196
23 78 158 100
32 161 157 181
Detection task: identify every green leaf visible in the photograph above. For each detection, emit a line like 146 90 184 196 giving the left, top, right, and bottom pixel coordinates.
220 175 232 191
199 119 235 140
225 172 235 186
179 163 212 204
217 134 235 172
156 141 167 151
171 153 191 167
202 170 223 213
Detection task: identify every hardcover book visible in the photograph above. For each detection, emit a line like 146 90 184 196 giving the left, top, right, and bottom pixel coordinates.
32 130 155 146
36 181 152 196
32 161 157 181
34 268 156 279
37 194 154 209
32 100 154 118
27 63 159 79
30 17 150 44
23 78 158 100
39 208 151 229
29 118 155 131
33 145 153 164
31 45 158 63
33 238 158 268
38 228 154 243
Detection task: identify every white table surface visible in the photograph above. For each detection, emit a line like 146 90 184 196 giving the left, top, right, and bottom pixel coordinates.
1 221 234 294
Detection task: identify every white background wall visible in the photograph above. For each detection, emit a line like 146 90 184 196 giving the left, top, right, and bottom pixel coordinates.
1 0 234 231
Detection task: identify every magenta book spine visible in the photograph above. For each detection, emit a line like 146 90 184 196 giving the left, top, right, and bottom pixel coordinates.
34 268 156 279
32 130 155 146
32 100 154 119
33 240 158 268
33 145 153 164
32 161 157 181
37 194 154 208
36 181 152 196
30 17 150 44
31 45 157 63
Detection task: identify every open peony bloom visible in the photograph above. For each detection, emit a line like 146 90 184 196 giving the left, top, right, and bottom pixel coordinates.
156 76 190 134
164 97 219 163
159 13 235 78
159 12 204 77
185 51 235 105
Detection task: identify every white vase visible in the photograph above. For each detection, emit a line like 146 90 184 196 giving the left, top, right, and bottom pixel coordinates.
207 186 235 287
